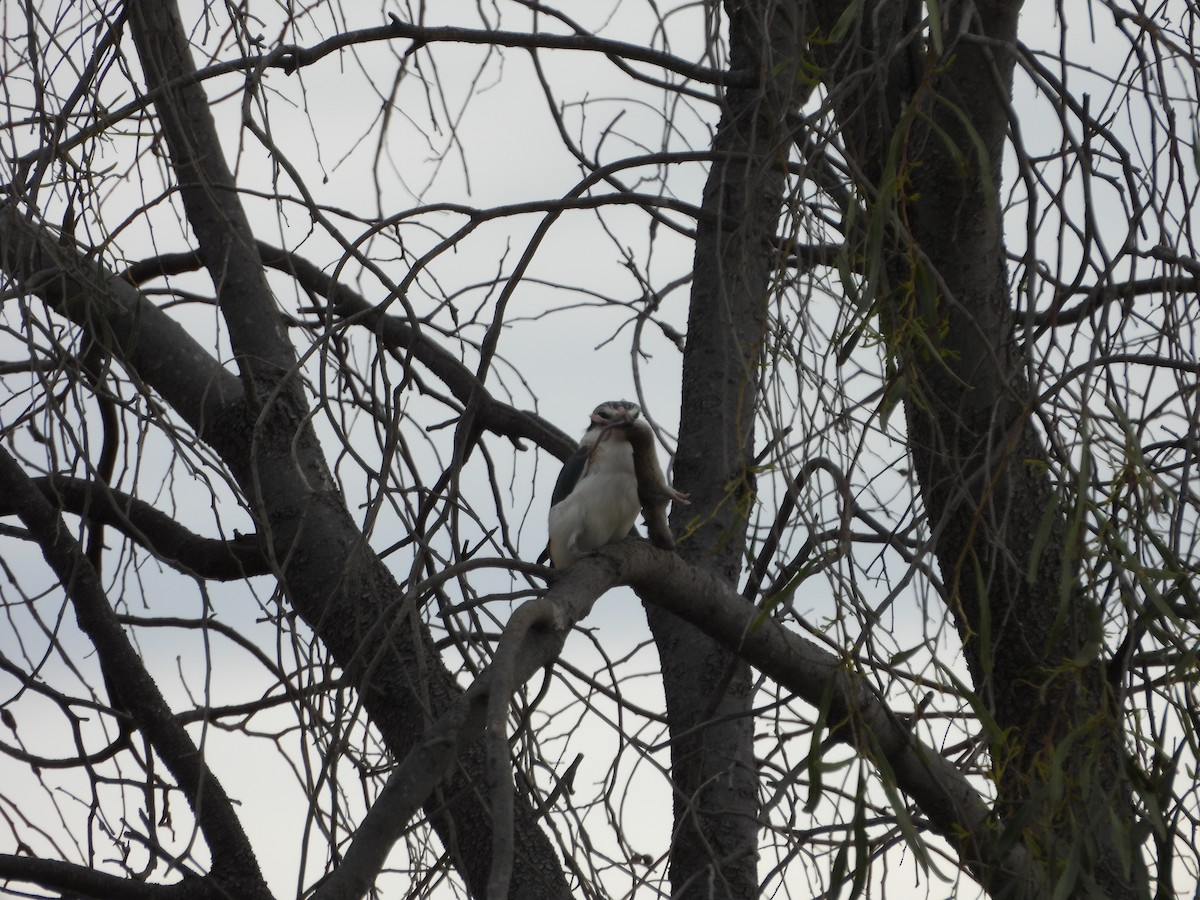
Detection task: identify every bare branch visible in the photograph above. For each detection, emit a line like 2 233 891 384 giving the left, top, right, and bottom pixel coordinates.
0 854 218 900
0 475 270 579
274 15 745 88
0 444 269 896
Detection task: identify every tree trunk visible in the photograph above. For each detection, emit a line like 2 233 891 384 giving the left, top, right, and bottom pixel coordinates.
644 2 808 896
808 1 1148 895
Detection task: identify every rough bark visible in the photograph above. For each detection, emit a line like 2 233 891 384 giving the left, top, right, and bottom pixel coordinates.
807 1 1147 896
645 2 809 896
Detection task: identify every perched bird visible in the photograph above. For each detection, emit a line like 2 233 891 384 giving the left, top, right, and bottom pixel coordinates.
547 400 689 568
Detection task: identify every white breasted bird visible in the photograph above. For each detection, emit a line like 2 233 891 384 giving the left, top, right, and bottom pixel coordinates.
547 400 689 568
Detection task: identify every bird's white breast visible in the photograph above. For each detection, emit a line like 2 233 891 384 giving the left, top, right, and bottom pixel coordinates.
547 437 640 567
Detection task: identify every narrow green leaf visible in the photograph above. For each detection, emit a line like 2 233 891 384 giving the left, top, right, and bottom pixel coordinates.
804 671 842 812
849 774 870 898
931 94 999 211
1050 841 1083 900
829 0 863 43
888 643 924 667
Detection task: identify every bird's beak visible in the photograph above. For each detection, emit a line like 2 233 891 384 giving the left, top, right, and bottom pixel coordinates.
590 405 639 427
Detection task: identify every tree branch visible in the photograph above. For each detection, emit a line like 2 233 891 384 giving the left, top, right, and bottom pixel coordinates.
0 475 270 579
125 0 297 401
122 241 580 463
0 446 270 896
268 14 748 89
317 541 1036 900
0 202 243 445
0 854 217 900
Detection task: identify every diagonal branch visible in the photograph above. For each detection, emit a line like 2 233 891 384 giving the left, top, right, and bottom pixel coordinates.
0 203 242 445
0 854 222 900
2 475 270 579
121 242 580 462
318 541 1037 900
0 446 270 897
125 1 297 400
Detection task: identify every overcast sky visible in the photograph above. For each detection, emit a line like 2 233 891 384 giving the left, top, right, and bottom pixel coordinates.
2 0 1197 897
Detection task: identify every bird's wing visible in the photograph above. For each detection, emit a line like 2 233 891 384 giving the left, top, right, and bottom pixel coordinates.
550 445 590 507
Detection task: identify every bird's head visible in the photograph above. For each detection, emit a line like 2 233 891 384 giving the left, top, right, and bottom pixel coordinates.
588 400 641 430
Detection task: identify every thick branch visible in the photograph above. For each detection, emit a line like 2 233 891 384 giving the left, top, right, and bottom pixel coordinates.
125 1 296 398
0 203 242 443
0 855 218 900
5 83 572 900
624 543 1033 897
319 541 1036 900
312 574 583 900
652 3 808 894
0 475 269 579
808 4 1147 896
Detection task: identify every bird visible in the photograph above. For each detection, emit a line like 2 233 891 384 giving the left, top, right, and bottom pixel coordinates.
547 400 689 568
